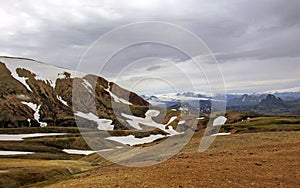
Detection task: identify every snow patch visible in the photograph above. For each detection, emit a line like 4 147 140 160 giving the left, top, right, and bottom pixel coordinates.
34 105 48 127
0 151 35 155
166 116 178 125
145 110 160 117
242 96 246 102
178 120 186 125
1 57 86 89
105 84 132 105
21 102 47 127
179 106 189 111
63 148 114 155
150 93 210 102
75 111 114 130
57 95 68 106
213 116 227 126
16 94 30 100
105 134 166 146
121 110 183 135
261 87 300 94
82 79 94 94
21 101 37 111
166 126 182 135
15 76 31 92
210 132 231 136
0 133 68 141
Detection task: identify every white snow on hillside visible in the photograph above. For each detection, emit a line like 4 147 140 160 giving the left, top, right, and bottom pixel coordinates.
166 116 178 125
75 111 114 130
166 126 182 135
0 151 35 155
261 87 300 94
35 105 47 127
21 102 47 127
57 95 68 106
178 120 186 125
0 57 86 89
155 93 210 101
62 148 114 155
105 84 132 105
104 110 183 146
121 110 182 135
144 92 211 106
105 134 166 146
82 79 94 94
212 116 227 126
0 133 68 141
210 132 231 136
21 101 37 111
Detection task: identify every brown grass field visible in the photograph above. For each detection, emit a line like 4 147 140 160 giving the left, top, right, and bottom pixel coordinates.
45 131 300 188
0 115 299 187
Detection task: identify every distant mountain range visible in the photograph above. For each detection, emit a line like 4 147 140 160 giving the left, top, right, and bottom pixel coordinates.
228 94 300 116
143 91 300 116
226 94 266 107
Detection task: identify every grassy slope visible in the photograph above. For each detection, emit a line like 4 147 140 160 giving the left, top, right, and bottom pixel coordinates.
222 115 300 133
45 131 300 188
0 159 93 188
0 127 95 188
0 114 299 187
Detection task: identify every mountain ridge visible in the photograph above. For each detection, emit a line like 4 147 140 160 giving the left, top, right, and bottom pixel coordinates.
143 92 299 116
0 57 149 129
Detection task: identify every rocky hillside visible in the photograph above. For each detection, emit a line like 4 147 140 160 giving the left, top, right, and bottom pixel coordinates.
228 94 300 116
251 94 300 115
0 57 149 129
227 94 266 107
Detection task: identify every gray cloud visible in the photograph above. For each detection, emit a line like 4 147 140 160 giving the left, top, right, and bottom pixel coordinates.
146 65 162 72
0 0 299 93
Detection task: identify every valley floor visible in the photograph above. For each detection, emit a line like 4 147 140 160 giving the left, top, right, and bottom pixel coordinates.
46 131 300 188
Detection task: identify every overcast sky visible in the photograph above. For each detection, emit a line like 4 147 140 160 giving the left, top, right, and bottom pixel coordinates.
0 0 299 94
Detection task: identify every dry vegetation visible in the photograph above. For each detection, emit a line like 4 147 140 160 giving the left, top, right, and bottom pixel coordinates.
0 114 299 187
0 159 93 188
46 131 300 188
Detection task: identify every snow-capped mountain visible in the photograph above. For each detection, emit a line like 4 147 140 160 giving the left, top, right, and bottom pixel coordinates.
0 56 198 149
142 92 211 107
260 87 300 94
0 56 149 129
142 92 216 115
143 91 300 116
257 87 300 101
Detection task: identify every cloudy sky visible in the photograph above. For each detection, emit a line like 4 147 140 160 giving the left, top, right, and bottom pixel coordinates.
0 0 299 94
